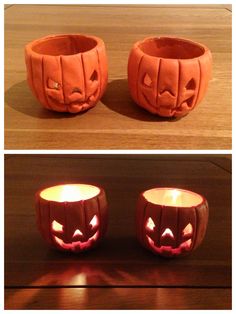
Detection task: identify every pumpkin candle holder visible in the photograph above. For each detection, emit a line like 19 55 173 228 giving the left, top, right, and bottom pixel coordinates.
35 184 108 252
128 37 212 117
136 187 209 257
25 34 108 113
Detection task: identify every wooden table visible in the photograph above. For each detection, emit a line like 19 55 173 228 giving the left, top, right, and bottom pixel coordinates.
4 5 232 149
5 155 231 309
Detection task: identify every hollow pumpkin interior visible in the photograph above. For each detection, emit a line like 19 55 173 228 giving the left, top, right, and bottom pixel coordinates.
143 188 203 207
138 37 205 59
40 184 100 202
32 35 98 56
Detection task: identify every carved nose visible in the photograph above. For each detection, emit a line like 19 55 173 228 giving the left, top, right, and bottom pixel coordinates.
161 228 174 239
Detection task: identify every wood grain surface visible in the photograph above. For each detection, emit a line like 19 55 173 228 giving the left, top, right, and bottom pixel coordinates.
4 5 232 149
5 288 231 310
4 155 232 309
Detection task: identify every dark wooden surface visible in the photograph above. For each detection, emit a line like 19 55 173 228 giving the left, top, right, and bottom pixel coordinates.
4 155 231 309
4 4 232 149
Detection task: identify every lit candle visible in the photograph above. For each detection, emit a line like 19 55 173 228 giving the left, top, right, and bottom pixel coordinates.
136 187 209 257
35 184 108 253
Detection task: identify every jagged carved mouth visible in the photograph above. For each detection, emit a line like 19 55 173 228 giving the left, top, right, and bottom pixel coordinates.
47 89 99 107
146 235 192 255
54 231 99 251
68 89 98 106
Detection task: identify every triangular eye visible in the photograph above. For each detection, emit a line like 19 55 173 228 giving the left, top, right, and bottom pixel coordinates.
90 70 98 82
161 228 174 238
73 229 83 237
89 215 98 229
143 73 152 87
185 78 196 90
146 217 155 231
52 220 63 232
182 223 193 236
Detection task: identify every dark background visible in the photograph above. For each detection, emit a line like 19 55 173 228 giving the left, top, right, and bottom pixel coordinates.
5 154 231 309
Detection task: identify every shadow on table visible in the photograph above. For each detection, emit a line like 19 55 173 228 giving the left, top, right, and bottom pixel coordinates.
5 79 182 123
101 79 181 123
5 80 78 120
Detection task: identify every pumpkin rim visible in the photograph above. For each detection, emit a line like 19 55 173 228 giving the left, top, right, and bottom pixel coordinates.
36 183 104 204
141 187 206 208
25 33 105 57
132 36 210 61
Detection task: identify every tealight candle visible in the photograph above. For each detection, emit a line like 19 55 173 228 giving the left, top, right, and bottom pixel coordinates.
136 187 209 257
35 184 108 253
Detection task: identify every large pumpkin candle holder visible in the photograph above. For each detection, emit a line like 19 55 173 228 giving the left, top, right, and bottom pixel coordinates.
136 187 209 257
128 37 212 118
35 184 108 253
25 34 108 113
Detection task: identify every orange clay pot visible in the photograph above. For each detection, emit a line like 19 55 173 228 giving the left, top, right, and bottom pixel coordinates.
35 184 108 253
128 37 212 117
136 187 209 257
25 34 108 113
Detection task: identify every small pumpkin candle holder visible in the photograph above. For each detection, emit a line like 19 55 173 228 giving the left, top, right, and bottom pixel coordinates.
25 34 108 113
136 187 209 257
35 183 108 252
128 37 212 117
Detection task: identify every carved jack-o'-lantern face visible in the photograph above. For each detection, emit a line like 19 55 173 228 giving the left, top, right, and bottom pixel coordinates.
128 37 212 117
35 184 108 252
51 214 99 251
145 217 193 256
136 188 209 257
25 34 108 113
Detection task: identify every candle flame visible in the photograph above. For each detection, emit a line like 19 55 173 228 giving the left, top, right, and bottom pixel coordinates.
163 189 182 206
171 189 181 204
60 185 81 202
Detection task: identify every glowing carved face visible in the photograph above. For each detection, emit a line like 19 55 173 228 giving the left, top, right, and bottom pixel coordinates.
51 214 99 251
141 188 203 257
145 218 193 256
38 184 105 252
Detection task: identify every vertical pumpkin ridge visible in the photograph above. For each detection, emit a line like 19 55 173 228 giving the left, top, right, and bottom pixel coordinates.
141 199 148 246
192 206 198 249
156 58 161 109
96 195 102 236
194 58 202 108
64 202 68 244
175 59 181 113
59 56 66 111
176 207 179 248
30 54 37 98
42 56 52 110
137 55 144 107
81 54 87 100
157 205 163 247
83 200 88 239
193 206 199 249
96 48 102 99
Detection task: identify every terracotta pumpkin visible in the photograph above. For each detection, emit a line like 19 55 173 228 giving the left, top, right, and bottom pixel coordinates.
136 187 209 257
25 34 108 113
35 184 108 252
128 37 212 117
